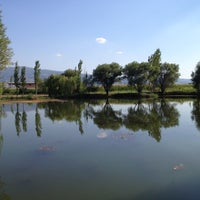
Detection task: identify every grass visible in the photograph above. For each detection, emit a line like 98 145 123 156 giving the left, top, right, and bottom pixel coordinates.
1 83 198 102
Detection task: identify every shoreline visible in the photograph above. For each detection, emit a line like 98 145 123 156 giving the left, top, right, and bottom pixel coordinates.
0 92 198 104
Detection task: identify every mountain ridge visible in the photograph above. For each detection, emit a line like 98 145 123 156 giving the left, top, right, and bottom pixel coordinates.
0 67 191 84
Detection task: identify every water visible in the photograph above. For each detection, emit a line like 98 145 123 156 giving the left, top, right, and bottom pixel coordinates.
0 100 200 200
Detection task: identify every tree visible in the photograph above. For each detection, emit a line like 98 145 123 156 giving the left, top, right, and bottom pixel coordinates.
20 66 26 95
191 62 200 95
34 60 41 95
158 62 180 95
93 62 122 97
76 59 83 93
123 61 148 95
0 10 13 71
148 49 161 91
62 69 77 77
14 62 20 95
46 74 77 98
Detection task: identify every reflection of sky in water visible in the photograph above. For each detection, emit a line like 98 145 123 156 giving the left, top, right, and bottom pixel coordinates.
0 100 200 200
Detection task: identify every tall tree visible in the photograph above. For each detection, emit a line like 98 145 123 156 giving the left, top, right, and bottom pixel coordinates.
0 10 13 71
76 59 83 93
20 66 26 95
34 60 41 95
148 49 161 91
123 61 148 95
93 62 122 97
158 62 180 95
14 62 20 95
191 62 200 95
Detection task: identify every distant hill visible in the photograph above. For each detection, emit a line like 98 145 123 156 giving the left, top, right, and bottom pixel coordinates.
0 67 62 82
176 78 191 84
0 67 192 84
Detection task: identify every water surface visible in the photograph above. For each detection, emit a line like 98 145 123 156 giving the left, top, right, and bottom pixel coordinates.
0 100 200 200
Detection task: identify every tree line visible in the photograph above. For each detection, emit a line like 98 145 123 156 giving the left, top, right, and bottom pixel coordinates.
45 48 180 98
1 7 200 98
12 61 41 95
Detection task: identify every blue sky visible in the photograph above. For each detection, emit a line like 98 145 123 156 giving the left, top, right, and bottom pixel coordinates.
1 0 200 78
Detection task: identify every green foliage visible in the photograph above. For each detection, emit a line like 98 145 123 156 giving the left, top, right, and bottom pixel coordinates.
148 48 161 91
46 74 77 97
0 83 4 95
77 59 83 93
63 69 77 77
0 10 13 71
158 63 180 94
14 62 20 94
93 62 122 97
20 66 26 94
34 60 41 95
123 61 148 95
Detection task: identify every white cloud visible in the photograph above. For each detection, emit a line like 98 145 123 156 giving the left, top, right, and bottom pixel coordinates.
116 51 123 55
56 53 62 57
96 37 107 44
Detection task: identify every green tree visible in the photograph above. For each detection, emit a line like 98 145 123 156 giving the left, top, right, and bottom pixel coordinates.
20 66 26 95
34 60 41 95
83 72 94 91
148 48 161 91
93 62 122 97
14 62 20 95
46 74 77 98
63 69 77 77
158 62 180 95
123 61 148 95
0 10 13 71
76 59 83 93
191 62 200 95
46 75 60 97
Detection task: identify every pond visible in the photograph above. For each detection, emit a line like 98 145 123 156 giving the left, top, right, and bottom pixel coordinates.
0 99 200 200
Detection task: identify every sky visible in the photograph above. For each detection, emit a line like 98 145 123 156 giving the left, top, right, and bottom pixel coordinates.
1 0 200 78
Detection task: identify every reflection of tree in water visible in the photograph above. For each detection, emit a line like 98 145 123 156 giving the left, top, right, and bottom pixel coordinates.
14 104 28 136
0 134 3 157
35 105 42 137
191 100 200 130
43 101 85 134
22 105 27 132
123 100 179 142
0 105 5 156
85 101 122 130
15 104 21 136
0 177 11 200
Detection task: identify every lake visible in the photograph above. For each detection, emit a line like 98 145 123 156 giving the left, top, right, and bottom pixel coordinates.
0 99 200 200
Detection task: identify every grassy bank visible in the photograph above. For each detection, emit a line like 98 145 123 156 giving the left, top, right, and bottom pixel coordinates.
1 84 198 102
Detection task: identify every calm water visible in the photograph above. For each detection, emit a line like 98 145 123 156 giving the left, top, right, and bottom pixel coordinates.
0 99 200 200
